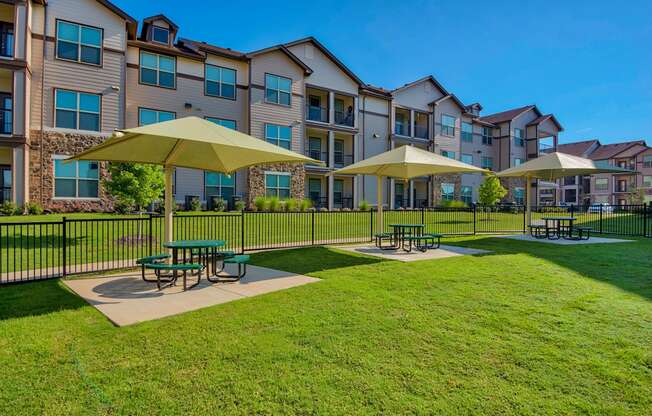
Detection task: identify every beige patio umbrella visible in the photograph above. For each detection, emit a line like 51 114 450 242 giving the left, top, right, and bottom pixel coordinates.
497 152 631 226
332 145 489 232
70 116 319 243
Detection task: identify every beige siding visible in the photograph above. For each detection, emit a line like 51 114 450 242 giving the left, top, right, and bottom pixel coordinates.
249 50 305 153
30 39 125 132
434 98 462 156
393 80 444 111
287 42 358 94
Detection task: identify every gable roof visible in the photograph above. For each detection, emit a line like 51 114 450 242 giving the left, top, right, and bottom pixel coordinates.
557 140 600 157
478 105 538 124
178 38 248 61
429 94 467 112
142 14 179 31
282 37 364 86
246 44 313 75
96 0 136 23
587 140 647 160
527 114 564 132
360 84 393 99
391 75 450 97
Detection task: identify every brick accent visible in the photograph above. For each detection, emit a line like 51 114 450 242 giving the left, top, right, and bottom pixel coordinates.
29 130 114 213
247 163 305 207
431 174 462 205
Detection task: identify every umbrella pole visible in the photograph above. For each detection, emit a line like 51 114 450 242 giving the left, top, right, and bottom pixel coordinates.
526 174 532 228
164 165 174 244
377 175 383 234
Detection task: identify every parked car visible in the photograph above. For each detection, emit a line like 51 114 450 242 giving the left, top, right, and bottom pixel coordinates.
588 203 614 213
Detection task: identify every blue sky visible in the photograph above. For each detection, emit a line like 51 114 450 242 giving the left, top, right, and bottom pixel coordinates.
114 0 651 145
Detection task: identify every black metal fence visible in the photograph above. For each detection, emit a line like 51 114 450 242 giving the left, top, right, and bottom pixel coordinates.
1 203 650 284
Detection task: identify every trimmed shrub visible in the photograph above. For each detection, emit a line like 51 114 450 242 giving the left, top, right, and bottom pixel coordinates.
190 197 202 212
211 198 226 212
268 196 281 212
358 200 370 211
254 196 267 212
0 201 20 216
440 200 467 208
299 198 313 212
25 202 44 215
234 200 245 212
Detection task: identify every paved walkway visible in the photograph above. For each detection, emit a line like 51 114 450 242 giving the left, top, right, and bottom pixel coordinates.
336 244 490 262
64 265 319 326
497 234 634 245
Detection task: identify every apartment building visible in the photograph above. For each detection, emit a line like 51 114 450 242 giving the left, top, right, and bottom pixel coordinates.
543 139 652 206
3 0 565 212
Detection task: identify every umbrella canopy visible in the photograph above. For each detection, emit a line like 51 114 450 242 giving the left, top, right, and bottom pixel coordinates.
70 116 319 243
332 145 489 233
496 152 631 226
333 145 488 179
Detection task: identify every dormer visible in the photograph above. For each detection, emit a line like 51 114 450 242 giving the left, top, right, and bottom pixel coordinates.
139 15 179 46
465 102 483 117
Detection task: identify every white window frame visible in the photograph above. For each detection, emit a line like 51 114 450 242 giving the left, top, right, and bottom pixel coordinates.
643 175 652 188
264 73 292 106
513 158 524 166
441 183 455 201
441 150 456 159
461 153 474 165
206 117 237 130
595 178 609 192
264 171 291 198
482 127 493 145
52 155 100 200
205 171 235 198
481 156 493 170
461 122 473 142
140 51 176 89
264 123 291 149
441 114 456 137
151 26 170 45
55 20 103 66
54 89 101 132
514 128 525 147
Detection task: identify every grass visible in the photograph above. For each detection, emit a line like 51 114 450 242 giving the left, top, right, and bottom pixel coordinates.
1 209 649 274
0 237 651 414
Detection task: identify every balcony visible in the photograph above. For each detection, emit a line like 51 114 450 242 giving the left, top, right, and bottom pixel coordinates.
305 149 328 166
306 87 329 124
334 94 354 127
334 153 353 168
306 104 328 123
333 195 353 209
614 182 635 193
414 124 428 140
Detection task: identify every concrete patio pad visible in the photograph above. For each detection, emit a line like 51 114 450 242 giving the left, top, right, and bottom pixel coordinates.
336 244 490 262
63 265 319 326
496 234 634 245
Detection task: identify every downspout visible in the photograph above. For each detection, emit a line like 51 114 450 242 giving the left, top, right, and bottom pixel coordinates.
39 3 47 206
361 94 366 198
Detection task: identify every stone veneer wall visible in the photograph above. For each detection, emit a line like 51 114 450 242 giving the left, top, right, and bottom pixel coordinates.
29 130 114 213
431 174 462 205
499 177 526 203
247 163 305 207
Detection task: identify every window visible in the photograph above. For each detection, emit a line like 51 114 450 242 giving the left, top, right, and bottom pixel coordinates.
481 156 493 170
563 176 576 186
644 155 652 168
265 74 291 105
461 122 473 142
265 124 291 149
514 128 525 147
482 127 493 145
0 22 14 58
564 189 577 203
206 117 236 130
205 65 236 99
265 173 291 198
461 186 473 205
441 183 454 201
151 26 170 44
595 178 608 192
461 154 474 165
139 108 175 126
643 176 652 188
513 158 524 166
56 20 102 65
205 171 234 202
441 150 456 159
514 188 525 205
394 109 409 136
53 157 99 199
140 51 176 89
55 89 100 131
441 114 456 136
0 93 12 135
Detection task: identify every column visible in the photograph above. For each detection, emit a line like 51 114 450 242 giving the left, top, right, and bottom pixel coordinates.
409 180 414 208
328 91 335 124
389 178 395 209
13 2 27 60
328 130 335 168
328 174 334 210
409 109 415 138
353 175 359 208
353 96 359 129
12 70 26 137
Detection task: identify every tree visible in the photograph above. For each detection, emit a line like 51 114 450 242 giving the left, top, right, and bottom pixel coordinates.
103 163 165 212
478 176 508 206
627 187 646 205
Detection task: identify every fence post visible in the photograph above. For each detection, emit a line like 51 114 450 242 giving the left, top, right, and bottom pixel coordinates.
522 204 526 233
473 203 477 235
644 202 649 238
370 209 374 241
421 207 425 225
311 210 315 246
599 204 603 234
241 210 245 254
61 216 67 278
148 214 153 256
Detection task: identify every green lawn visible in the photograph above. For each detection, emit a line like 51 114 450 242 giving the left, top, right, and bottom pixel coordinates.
1 209 648 275
0 237 650 414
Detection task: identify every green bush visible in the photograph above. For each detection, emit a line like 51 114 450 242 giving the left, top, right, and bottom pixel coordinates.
268 196 281 212
284 198 298 212
299 198 313 212
440 200 467 208
234 200 246 212
211 198 226 212
113 199 133 214
358 200 370 211
189 197 202 212
25 202 44 215
0 201 20 216
254 196 267 212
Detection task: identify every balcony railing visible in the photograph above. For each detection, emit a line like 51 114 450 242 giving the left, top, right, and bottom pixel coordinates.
0 108 12 135
306 105 328 123
334 154 353 168
615 183 635 193
414 125 428 139
305 149 328 165
309 196 328 209
333 195 353 209
334 110 354 127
